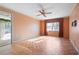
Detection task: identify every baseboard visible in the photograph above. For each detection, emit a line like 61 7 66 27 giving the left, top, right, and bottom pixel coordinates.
70 39 79 54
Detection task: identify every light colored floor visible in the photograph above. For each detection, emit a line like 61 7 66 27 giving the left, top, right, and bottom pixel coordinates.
0 45 12 55
0 40 11 47
0 36 78 55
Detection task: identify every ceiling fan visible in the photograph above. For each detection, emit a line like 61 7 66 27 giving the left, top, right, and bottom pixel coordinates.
36 4 52 17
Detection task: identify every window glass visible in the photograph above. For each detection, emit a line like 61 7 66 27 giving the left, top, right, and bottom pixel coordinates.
46 22 59 32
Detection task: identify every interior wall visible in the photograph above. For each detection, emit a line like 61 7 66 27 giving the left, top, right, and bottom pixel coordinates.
69 4 79 53
40 20 46 36
63 17 69 39
0 6 40 42
47 32 59 37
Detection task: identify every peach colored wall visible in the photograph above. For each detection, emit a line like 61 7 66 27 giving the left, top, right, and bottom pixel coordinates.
63 17 69 39
47 32 59 37
0 6 40 41
69 4 79 53
40 20 46 36
40 20 44 35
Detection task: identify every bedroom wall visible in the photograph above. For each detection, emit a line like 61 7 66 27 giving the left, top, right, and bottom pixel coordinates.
40 20 46 36
47 32 59 37
0 6 40 41
69 4 79 53
63 17 69 39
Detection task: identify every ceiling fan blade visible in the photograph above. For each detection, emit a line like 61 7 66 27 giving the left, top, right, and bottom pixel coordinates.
36 13 46 17
42 14 46 17
39 10 45 15
38 10 42 13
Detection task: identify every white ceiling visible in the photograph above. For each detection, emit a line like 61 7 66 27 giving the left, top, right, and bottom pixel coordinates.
0 3 76 20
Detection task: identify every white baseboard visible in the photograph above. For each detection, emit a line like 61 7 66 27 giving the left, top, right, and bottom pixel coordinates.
70 39 79 54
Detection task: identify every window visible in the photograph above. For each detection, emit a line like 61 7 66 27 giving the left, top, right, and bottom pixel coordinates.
5 22 11 34
0 19 11 40
0 12 11 46
46 22 59 32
